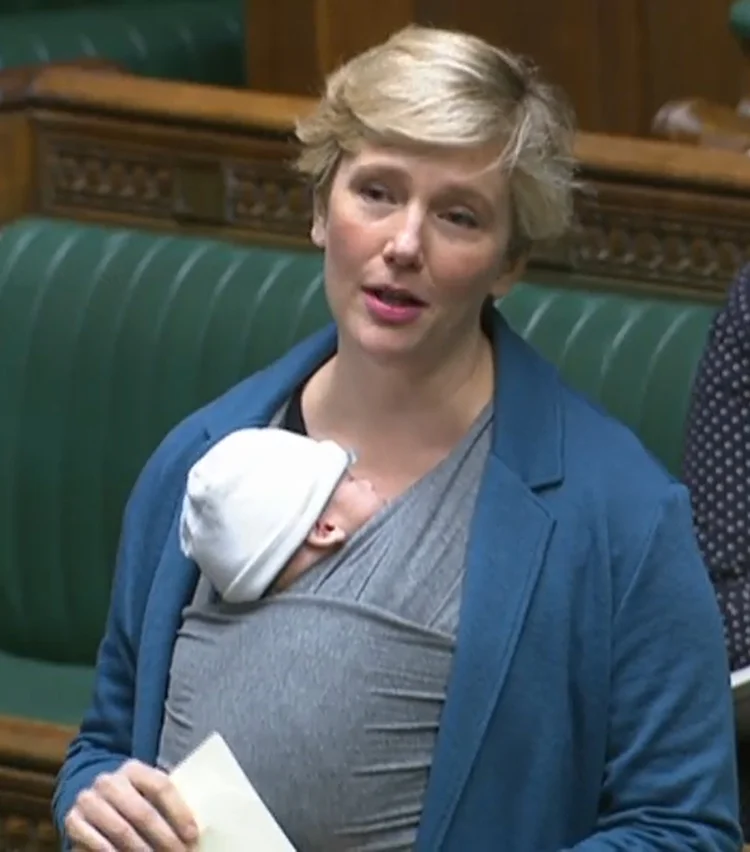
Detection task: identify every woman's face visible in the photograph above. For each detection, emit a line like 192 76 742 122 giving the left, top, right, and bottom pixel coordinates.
311 143 520 365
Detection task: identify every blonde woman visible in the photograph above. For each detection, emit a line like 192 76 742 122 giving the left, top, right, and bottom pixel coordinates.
56 26 740 851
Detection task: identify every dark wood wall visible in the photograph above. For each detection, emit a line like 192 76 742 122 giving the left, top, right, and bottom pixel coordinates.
247 0 744 137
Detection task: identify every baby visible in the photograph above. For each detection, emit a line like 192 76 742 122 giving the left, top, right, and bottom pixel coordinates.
179 427 384 601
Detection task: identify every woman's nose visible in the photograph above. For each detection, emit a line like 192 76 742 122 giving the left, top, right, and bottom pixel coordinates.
383 208 424 269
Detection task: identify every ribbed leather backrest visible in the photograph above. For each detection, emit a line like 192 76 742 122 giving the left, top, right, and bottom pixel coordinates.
4 0 194 12
0 0 244 86
0 218 329 664
0 218 716 666
500 282 716 478
0 0 119 12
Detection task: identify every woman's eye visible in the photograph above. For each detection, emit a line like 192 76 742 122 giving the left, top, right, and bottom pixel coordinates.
443 209 479 229
359 183 392 203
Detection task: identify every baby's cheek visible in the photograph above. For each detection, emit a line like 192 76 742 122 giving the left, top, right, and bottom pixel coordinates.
363 490 386 520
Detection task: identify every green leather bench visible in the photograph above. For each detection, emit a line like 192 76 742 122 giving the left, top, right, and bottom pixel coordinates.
0 0 244 86
0 0 204 12
500 277 713 479
0 0 125 11
0 216 718 729
0 0 113 11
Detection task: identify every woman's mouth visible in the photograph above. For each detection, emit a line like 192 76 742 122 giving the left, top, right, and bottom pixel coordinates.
363 286 426 307
362 287 427 325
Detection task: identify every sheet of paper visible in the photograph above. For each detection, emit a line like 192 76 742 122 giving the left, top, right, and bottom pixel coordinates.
731 664 750 692
169 731 296 851
731 666 750 736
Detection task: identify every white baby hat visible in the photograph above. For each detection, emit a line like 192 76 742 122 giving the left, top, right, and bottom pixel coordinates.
179 427 353 602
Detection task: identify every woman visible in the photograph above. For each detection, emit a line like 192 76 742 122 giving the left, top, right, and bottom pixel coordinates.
55 25 740 851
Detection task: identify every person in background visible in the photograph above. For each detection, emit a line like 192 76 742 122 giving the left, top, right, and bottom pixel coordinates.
683 264 750 837
56 24 740 851
684 265 750 671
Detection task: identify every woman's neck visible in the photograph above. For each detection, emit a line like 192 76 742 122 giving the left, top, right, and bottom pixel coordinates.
303 328 495 450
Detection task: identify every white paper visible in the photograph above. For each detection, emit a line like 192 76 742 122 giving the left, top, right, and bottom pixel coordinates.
169 732 296 851
731 665 750 735
731 664 750 692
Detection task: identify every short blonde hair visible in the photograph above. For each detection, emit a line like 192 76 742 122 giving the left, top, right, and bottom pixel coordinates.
295 25 577 259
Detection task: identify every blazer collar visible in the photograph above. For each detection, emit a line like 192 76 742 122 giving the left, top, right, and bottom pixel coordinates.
416 315 565 850
491 311 564 490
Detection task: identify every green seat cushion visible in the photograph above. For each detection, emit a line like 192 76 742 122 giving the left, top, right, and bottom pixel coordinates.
0 0 119 11
0 649 93 725
0 0 245 86
1 0 222 11
730 0 750 41
0 218 329 670
500 278 716 478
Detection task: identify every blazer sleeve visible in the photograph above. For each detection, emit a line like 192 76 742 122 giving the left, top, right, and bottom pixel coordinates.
51 423 207 837
683 266 750 671
567 484 742 851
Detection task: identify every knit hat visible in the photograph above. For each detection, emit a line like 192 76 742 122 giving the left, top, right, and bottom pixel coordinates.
179 427 355 602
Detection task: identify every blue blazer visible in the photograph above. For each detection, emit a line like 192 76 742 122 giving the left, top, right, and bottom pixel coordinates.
54 314 741 850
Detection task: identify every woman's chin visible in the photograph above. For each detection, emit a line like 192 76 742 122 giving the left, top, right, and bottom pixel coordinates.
343 315 428 362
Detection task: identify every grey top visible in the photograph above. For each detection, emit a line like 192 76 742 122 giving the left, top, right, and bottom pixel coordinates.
158 405 492 850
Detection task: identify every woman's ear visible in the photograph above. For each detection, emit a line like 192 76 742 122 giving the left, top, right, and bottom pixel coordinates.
307 518 346 549
491 252 528 300
311 196 326 248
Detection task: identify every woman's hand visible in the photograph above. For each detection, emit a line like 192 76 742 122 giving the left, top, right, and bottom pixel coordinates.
64 759 198 850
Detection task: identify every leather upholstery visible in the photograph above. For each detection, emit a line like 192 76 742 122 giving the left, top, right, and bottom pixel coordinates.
731 0 750 41
0 0 244 86
501 280 715 479
0 217 716 724
0 0 121 11
1 1 220 12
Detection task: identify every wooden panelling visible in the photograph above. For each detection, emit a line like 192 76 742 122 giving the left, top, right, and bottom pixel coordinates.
315 0 414 78
247 0 415 96
246 0 318 96
421 0 606 130
0 715 74 851
645 0 743 121
595 2 650 135
1 65 750 301
0 114 33 221
245 0 745 136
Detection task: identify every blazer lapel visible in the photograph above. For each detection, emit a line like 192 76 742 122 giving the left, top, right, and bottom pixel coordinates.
136 514 201 762
416 458 555 850
416 315 564 850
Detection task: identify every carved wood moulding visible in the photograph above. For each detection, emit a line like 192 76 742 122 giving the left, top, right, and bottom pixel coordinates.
533 183 750 297
37 130 750 298
228 163 310 235
0 812 57 852
39 131 311 236
0 774 58 852
0 715 71 851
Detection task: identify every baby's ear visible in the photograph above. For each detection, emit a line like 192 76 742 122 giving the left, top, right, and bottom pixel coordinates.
307 519 346 549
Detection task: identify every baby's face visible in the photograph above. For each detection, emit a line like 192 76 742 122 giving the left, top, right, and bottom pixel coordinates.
323 471 384 537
